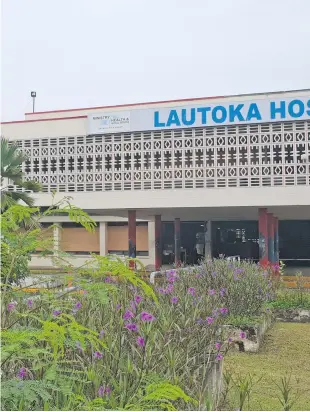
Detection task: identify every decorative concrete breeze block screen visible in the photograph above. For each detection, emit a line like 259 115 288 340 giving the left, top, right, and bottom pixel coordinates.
10 120 310 193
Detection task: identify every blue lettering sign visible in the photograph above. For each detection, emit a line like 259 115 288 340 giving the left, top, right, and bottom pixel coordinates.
247 103 262 121
181 108 196 126
270 101 286 119
166 110 181 127
152 97 309 130
154 111 165 127
288 99 304 118
197 107 211 124
229 104 245 122
212 106 227 123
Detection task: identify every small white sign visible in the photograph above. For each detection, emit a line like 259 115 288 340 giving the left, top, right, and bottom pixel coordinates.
88 111 130 134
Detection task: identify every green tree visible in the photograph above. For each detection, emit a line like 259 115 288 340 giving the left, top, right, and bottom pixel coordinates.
1 137 41 210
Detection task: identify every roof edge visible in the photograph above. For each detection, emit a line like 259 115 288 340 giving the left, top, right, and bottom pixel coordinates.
1 115 87 125
24 88 310 116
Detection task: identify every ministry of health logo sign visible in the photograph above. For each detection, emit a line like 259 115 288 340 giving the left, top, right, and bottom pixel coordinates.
88 111 131 134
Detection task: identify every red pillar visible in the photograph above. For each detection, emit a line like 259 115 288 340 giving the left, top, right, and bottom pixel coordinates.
128 210 136 269
274 216 279 270
174 218 181 267
155 215 162 271
259 208 268 267
267 213 275 266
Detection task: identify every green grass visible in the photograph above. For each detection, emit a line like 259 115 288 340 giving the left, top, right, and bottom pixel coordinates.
268 290 310 309
224 322 310 411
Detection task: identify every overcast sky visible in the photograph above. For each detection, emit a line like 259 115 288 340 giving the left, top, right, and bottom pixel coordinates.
1 0 310 121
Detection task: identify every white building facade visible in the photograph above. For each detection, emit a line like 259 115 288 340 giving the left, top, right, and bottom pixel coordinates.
2 89 310 270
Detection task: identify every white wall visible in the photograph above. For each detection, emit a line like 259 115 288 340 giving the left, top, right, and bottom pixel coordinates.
33 186 310 212
2 116 87 140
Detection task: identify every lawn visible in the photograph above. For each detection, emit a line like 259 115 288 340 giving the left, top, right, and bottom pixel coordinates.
224 322 310 411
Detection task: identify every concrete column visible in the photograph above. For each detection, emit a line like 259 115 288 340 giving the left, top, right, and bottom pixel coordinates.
204 220 212 258
99 222 108 256
274 216 279 266
258 208 268 267
155 215 162 271
174 218 181 267
148 219 156 271
267 213 275 265
53 223 61 253
128 210 136 269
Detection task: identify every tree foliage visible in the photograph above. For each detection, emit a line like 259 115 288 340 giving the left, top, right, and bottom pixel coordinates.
1 137 42 210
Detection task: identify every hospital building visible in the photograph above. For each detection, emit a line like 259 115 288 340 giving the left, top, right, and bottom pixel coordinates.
2 89 310 271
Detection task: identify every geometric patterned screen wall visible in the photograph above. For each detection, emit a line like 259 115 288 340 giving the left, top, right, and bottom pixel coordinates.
11 120 310 193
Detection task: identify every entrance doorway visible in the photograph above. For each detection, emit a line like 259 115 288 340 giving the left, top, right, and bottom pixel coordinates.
162 221 205 265
212 221 259 261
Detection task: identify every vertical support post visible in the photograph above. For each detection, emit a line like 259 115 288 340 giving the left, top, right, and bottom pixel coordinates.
53 223 61 254
274 216 279 269
128 210 136 269
174 218 181 267
204 220 212 259
155 215 162 271
267 213 275 266
258 208 268 267
99 222 108 256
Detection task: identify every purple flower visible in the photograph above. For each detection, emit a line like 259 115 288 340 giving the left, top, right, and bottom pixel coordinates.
134 295 143 304
171 296 178 304
99 330 105 339
72 301 82 314
98 385 111 397
130 300 137 312
219 307 229 315
17 367 27 379
125 322 138 332
215 341 221 350
98 385 105 397
188 287 195 296
220 288 227 297
212 271 217 277
123 309 135 320
168 277 175 283
136 336 145 347
140 312 156 322
52 310 61 317
27 299 33 308
208 289 216 296
93 351 103 359
212 309 219 317
116 304 121 311
207 316 214 325
166 269 176 277
7 302 17 312
216 353 224 361
228 337 233 343
76 341 83 353
166 284 174 294
240 331 246 339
